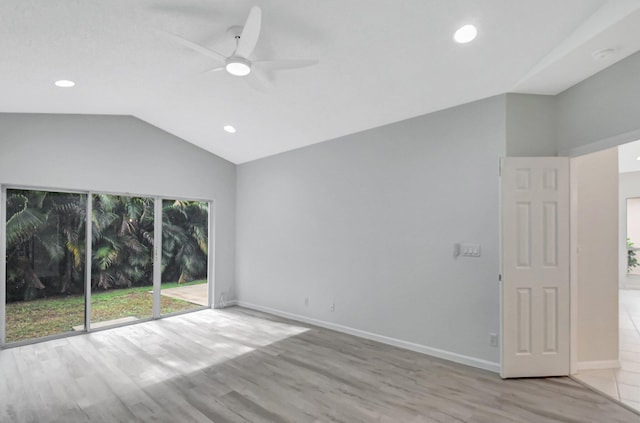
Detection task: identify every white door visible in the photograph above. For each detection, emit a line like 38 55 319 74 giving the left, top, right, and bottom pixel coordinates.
501 157 570 378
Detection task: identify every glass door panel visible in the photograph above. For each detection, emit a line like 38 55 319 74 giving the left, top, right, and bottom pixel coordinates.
5 189 86 343
90 194 154 328
161 199 209 315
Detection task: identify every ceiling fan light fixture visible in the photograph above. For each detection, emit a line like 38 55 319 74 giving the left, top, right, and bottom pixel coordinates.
225 57 252 76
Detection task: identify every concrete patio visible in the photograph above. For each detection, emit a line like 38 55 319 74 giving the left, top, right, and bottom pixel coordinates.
160 283 209 307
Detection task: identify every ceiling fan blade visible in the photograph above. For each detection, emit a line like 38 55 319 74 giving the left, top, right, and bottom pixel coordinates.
244 69 270 92
204 66 225 74
149 4 222 17
253 59 318 71
160 30 227 63
235 6 262 58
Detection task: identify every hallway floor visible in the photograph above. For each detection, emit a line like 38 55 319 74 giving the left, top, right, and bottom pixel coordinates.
574 289 640 412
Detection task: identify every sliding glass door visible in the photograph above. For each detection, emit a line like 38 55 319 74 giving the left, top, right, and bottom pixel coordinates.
2 188 212 346
4 188 87 343
90 194 155 328
160 199 209 315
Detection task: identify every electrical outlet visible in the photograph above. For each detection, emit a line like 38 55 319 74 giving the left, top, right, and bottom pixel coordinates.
304 297 309 306
489 333 498 347
330 303 335 312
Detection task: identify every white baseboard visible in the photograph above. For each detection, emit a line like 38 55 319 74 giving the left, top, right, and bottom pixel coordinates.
621 280 640 290
235 300 500 374
215 299 238 309
577 360 621 371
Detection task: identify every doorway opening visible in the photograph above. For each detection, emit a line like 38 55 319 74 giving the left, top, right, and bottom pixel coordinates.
570 141 640 411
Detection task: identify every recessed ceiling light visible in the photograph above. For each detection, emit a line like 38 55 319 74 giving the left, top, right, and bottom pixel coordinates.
454 24 477 44
225 57 251 77
636 156 640 161
224 125 236 133
54 79 75 88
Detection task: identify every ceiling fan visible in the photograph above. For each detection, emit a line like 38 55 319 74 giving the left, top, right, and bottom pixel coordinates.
163 6 317 83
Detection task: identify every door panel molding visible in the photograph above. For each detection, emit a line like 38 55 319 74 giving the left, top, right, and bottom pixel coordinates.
501 157 570 378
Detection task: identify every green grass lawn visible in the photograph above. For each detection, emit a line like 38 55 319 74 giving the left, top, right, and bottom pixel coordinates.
5 280 207 343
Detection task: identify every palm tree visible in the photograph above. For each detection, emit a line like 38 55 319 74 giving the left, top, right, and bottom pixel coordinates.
5 190 86 302
161 200 208 283
91 195 154 290
6 191 208 301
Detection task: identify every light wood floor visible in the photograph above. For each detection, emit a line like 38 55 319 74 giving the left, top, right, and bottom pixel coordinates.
1 307 638 423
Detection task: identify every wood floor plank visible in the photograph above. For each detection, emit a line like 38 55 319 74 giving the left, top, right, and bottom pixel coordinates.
1 306 638 422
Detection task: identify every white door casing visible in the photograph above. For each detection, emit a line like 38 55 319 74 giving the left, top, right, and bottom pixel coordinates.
501 157 570 378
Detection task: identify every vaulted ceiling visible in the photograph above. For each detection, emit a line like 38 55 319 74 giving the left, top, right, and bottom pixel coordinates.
2 0 640 163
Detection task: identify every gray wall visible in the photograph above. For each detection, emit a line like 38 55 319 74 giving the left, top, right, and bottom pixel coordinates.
506 93 557 156
0 113 236 302
237 96 506 365
557 51 640 156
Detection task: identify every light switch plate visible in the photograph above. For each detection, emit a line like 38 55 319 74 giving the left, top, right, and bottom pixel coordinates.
460 243 481 257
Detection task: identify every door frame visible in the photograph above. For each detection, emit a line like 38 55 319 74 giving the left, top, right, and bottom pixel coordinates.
567 149 622 374
569 160 579 375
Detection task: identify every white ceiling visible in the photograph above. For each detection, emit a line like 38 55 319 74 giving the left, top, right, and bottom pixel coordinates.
2 0 640 164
